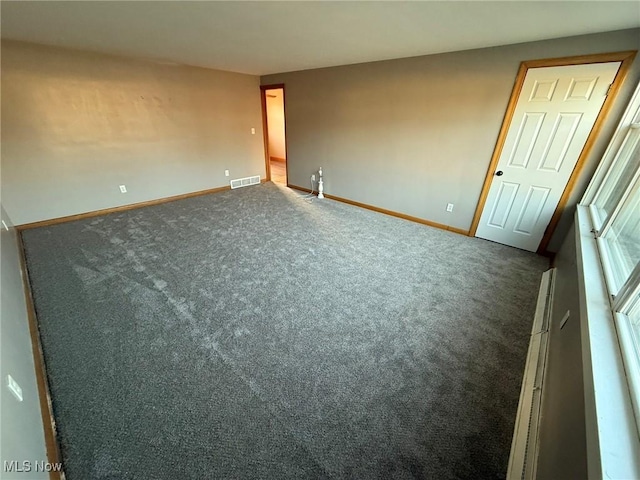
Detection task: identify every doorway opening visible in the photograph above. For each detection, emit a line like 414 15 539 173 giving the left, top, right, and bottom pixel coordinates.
260 85 287 185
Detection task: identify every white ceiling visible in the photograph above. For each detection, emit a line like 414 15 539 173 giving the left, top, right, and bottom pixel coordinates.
1 1 639 76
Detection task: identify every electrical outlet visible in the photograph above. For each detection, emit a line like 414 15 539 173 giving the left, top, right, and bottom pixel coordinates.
251 128 256 135
225 169 230 177
6 374 23 402
311 174 316 181
446 203 454 212
119 185 127 193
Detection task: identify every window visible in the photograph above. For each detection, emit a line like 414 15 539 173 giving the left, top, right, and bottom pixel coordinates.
590 124 640 230
583 81 640 441
600 173 640 292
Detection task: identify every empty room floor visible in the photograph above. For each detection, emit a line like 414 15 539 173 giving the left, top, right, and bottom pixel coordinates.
22 183 548 479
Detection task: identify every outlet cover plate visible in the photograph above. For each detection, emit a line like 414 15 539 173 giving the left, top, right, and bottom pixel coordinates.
6 374 23 402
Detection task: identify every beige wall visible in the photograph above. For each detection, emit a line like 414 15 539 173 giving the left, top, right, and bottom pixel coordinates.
262 28 640 251
0 206 49 478
1 40 265 225
535 222 587 479
266 89 286 159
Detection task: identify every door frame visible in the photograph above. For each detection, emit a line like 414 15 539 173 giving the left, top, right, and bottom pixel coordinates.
469 51 636 253
260 83 288 185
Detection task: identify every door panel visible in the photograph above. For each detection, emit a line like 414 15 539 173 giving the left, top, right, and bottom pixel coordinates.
537 112 582 172
488 182 519 229
513 186 551 235
529 79 558 102
565 77 597 101
476 62 621 251
507 113 546 169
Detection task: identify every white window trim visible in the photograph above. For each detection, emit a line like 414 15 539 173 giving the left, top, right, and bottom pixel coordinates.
575 205 640 479
587 123 640 233
614 265 640 312
599 163 640 240
615 310 640 441
578 79 640 479
583 85 640 205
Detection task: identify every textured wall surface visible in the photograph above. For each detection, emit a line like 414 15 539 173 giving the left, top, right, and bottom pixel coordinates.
1 40 265 225
262 29 640 250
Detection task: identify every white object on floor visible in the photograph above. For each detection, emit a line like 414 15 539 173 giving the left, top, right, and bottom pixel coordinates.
317 166 324 199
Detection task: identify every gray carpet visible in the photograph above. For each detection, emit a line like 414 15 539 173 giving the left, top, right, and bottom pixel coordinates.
22 182 549 480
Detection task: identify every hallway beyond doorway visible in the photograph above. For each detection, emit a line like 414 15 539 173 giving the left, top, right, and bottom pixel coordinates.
269 158 286 184
261 85 287 185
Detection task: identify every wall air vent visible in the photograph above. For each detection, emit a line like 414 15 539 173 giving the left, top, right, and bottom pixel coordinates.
230 175 261 189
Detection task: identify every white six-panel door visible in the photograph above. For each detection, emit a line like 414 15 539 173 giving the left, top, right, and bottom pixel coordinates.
476 62 621 251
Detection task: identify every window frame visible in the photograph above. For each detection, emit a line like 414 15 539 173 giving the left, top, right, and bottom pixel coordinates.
578 80 640 479
575 206 640 479
588 123 640 232
596 169 640 294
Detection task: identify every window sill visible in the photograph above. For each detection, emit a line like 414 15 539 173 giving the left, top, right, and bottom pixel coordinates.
575 205 640 479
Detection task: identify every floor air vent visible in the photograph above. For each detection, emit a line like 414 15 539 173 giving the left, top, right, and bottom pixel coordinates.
230 175 261 189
